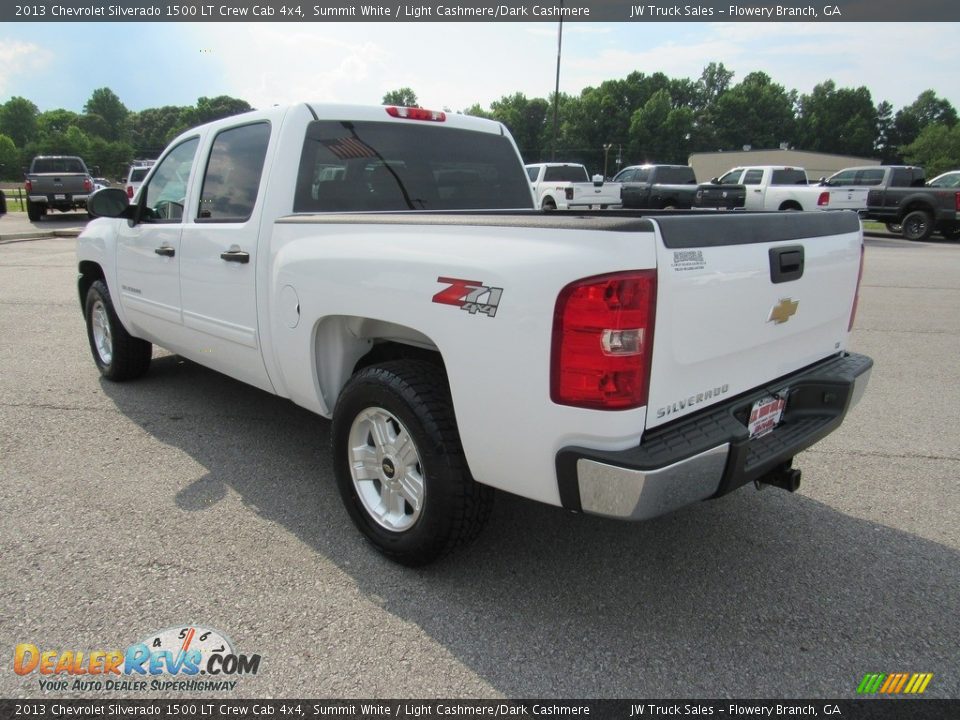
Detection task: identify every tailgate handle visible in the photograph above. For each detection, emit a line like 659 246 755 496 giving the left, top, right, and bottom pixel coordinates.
770 245 804 284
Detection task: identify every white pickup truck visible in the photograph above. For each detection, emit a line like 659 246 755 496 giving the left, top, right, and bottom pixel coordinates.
525 162 622 210
708 165 830 212
78 104 872 565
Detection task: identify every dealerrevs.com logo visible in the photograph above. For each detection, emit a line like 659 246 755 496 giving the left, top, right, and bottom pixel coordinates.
14 625 261 693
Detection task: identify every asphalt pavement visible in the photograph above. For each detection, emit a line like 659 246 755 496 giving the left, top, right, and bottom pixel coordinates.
0 230 957 700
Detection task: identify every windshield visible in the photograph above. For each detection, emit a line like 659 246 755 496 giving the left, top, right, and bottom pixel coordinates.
32 157 86 174
295 121 533 212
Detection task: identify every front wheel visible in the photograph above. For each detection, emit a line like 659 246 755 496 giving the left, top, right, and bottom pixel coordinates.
901 210 934 242
84 280 153 380
331 360 493 566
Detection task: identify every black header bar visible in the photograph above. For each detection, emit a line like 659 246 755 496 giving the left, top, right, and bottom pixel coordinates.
5 0 960 22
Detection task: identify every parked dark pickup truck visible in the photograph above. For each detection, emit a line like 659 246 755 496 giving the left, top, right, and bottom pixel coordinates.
614 164 700 209
861 166 960 241
25 155 94 221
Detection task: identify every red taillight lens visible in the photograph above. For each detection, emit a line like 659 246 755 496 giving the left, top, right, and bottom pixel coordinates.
954 191 960 212
385 106 446 122
848 244 865 332
83 177 93 193
551 271 657 410
25 179 32 192
126 185 134 199
818 191 830 207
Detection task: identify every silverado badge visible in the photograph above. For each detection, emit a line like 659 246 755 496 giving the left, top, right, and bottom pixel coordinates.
768 298 799 325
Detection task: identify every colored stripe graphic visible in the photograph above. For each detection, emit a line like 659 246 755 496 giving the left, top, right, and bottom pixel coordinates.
857 672 932 694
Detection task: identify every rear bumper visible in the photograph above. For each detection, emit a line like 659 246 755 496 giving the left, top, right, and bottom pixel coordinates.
28 194 89 204
556 352 873 520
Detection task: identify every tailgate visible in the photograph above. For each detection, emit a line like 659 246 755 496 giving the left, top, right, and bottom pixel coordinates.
695 184 745 209
645 211 862 429
571 182 621 206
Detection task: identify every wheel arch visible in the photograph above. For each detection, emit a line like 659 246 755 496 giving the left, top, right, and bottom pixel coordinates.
899 199 935 220
77 260 106 310
312 315 446 415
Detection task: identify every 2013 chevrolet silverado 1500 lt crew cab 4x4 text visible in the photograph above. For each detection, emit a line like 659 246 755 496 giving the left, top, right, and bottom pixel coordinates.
78 103 873 565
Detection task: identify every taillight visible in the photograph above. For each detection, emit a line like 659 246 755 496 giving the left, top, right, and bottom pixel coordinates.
564 187 574 201
83 177 93 193
126 185 134 199
385 106 446 122
954 191 960 211
848 244 865 332
551 271 657 410
25 179 32 192
818 191 829 207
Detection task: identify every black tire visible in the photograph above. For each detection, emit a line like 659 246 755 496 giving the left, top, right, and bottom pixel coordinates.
331 360 494 566
541 197 557 211
939 224 960 241
901 210 934 242
83 280 152 380
885 223 902 235
779 201 802 212
27 200 42 222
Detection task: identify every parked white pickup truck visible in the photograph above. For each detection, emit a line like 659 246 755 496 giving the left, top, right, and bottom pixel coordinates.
78 103 872 565
710 166 830 211
525 162 622 210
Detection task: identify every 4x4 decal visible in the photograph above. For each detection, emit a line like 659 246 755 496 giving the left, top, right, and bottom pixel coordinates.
433 276 503 318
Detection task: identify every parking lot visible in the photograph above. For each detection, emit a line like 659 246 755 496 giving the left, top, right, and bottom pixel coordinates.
0 227 958 699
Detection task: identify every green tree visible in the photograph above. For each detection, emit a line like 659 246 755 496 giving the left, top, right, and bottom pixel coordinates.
0 96 39 148
796 81 877 157
461 103 493 119
0 133 19 180
130 106 190 157
488 93 549 160
381 88 418 107
628 89 694 164
901 123 960 177
36 109 81 139
711 72 796 151
888 90 958 161
182 96 254 127
874 100 895 161
83 87 129 142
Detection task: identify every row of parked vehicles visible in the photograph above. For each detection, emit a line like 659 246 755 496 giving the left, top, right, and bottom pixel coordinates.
524 160 960 241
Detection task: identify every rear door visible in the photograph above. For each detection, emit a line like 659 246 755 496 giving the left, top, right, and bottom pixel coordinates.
178 121 274 392
645 212 862 429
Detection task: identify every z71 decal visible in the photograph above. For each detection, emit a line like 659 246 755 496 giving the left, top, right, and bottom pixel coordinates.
433 276 504 318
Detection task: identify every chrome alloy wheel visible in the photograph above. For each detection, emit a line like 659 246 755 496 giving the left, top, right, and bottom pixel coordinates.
348 407 425 532
90 299 113 365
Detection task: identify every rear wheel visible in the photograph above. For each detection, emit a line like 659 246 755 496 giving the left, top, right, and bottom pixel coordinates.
27 200 42 222
541 197 557 211
331 360 493 566
84 280 152 380
901 210 934 242
779 201 802 212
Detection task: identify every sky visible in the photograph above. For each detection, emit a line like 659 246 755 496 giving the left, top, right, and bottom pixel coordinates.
1 21 958 116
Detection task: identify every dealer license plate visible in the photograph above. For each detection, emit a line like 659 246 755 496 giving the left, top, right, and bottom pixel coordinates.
54 194 66 200
748 393 787 439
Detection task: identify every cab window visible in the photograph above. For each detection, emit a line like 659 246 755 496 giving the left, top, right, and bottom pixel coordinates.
198 123 271 223
743 169 764 185
142 138 199 222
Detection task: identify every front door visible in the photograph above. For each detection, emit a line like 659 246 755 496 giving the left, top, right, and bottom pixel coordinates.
115 137 200 342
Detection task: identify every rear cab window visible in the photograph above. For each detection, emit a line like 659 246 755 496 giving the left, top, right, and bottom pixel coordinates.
658 167 696 184
294 121 533 212
770 169 807 185
543 166 589 183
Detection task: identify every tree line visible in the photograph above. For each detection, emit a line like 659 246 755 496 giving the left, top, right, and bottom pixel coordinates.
0 89 252 180
390 63 959 177
1 64 957 182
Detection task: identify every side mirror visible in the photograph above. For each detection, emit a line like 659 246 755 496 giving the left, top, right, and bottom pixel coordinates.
592 174 604 187
88 188 136 219
710 177 719 184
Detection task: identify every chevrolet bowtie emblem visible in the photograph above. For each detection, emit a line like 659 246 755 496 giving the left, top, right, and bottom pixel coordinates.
768 298 799 324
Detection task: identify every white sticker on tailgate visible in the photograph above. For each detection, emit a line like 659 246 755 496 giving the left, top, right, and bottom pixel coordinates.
748 393 787 439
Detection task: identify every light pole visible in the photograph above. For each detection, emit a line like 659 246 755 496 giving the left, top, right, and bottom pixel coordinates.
603 143 613 179
551 12 563 161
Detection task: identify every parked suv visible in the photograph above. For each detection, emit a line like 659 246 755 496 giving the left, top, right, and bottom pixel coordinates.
124 160 155 201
